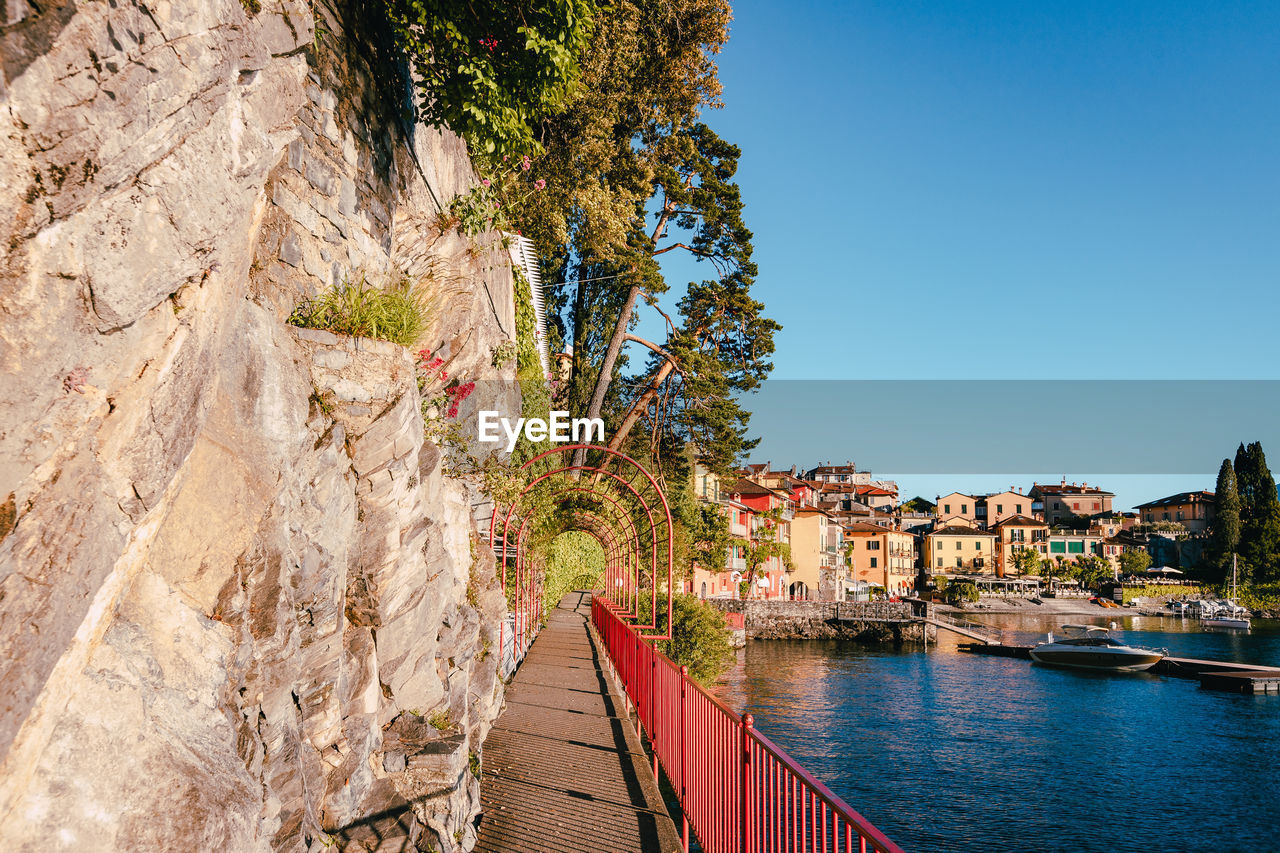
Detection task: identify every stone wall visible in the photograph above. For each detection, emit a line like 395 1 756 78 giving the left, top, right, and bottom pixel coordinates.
709 600 926 642
0 1 517 850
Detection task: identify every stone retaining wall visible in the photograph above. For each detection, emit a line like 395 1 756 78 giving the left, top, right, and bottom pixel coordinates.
707 600 927 642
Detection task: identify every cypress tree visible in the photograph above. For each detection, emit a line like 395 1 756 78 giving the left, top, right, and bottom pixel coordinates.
1236 442 1280 583
1208 458 1241 583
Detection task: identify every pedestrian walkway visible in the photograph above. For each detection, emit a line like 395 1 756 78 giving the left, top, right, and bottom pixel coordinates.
475 591 681 853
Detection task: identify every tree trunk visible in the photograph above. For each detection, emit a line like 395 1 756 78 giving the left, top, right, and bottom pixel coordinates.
606 359 676 452
571 281 641 471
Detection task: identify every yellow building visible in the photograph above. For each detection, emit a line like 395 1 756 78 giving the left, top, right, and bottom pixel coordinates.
844 522 917 596
993 515 1049 577
977 490 1035 527
790 509 847 600
1135 491 1216 533
938 490 1036 529
925 524 997 573
936 492 976 526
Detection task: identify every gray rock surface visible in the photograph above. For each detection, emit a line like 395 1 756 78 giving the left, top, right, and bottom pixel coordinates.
0 1 519 850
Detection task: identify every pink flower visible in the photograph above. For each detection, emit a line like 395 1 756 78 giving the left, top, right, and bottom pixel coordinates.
447 405 459 418
481 178 491 187
521 155 531 172
534 179 546 190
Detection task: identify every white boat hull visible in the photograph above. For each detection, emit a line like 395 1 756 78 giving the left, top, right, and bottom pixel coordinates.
1029 645 1164 672
1203 616 1251 630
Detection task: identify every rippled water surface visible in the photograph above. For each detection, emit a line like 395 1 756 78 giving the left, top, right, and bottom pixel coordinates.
714 614 1280 853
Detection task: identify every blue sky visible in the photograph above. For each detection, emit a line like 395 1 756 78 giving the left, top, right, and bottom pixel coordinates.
641 0 1280 508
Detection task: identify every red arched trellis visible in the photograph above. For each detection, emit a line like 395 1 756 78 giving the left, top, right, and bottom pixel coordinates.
488 444 674 671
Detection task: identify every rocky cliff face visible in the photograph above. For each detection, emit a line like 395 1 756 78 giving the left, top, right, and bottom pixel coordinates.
0 2 515 850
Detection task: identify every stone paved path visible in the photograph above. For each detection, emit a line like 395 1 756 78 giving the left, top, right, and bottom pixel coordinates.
474 592 681 853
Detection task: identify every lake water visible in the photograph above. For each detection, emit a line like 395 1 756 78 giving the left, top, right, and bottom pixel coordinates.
714 613 1280 853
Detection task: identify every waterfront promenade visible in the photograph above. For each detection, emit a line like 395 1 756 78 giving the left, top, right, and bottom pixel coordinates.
475 592 681 853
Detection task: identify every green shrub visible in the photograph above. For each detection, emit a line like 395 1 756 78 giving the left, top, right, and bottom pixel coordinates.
943 581 979 606
642 594 733 685
381 0 596 161
1223 582 1280 611
289 274 426 346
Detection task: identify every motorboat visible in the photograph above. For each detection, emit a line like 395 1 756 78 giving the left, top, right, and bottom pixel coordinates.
1029 624 1166 672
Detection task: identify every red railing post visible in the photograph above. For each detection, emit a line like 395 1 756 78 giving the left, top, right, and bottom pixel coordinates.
651 648 659 779
742 713 754 853
680 664 689 853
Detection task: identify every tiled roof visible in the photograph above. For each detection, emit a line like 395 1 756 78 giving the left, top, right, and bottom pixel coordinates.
993 514 1047 527
1032 483 1114 496
930 525 995 537
843 521 895 533
1135 490 1215 509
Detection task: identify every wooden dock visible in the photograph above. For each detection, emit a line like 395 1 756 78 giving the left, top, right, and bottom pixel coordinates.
959 643 1280 693
474 592 681 853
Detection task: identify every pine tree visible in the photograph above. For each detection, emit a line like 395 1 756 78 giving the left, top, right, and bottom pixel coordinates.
1208 458 1241 583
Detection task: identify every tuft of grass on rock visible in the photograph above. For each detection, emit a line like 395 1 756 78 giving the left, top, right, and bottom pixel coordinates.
288 274 426 346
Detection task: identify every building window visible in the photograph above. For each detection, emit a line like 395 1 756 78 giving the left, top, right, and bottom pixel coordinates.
1162 512 1169 521
955 541 961 550
996 504 1003 514
870 557 877 568
955 558 963 568
1093 502 1100 510
1016 504 1023 514
944 504 951 514
1072 502 1080 510
961 504 968 513
937 558 943 568
975 541 982 550
868 541 881 550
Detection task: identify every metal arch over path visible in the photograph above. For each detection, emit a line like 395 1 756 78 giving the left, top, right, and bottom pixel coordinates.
478 443 906 853
488 443 675 669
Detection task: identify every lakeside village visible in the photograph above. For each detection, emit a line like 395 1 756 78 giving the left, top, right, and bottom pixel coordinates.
683 455 1279 617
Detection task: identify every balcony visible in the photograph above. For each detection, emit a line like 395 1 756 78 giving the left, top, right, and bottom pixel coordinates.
725 556 747 571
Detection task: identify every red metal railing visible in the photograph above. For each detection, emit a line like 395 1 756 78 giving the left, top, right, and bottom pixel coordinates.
593 597 906 853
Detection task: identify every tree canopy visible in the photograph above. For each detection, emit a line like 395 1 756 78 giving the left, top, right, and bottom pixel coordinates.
497 0 777 479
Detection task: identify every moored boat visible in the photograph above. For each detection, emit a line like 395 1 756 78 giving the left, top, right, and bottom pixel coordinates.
1029 625 1165 672
1203 556 1252 630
